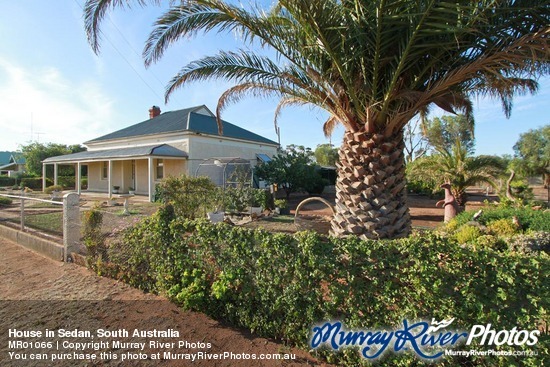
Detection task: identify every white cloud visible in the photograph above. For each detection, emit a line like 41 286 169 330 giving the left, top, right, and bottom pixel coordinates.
0 58 115 150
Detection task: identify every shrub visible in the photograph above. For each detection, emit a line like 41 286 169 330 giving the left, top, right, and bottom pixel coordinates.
82 205 107 266
89 217 548 367
222 187 270 211
17 177 54 190
487 218 520 237
454 224 483 244
508 231 550 255
449 205 550 232
154 175 218 218
249 188 269 208
57 176 75 189
473 234 507 251
303 176 329 195
0 176 16 187
0 196 13 206
222 186 249 212
44 185 64 194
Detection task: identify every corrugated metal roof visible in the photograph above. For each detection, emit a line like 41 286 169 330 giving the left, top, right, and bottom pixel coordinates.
86 105 278 146
0 151 15 165
43 144 187 163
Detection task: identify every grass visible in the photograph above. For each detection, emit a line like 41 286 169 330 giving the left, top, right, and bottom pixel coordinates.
23 212 63 235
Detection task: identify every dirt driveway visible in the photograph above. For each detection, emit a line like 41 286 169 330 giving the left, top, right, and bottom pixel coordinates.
0 238 327 367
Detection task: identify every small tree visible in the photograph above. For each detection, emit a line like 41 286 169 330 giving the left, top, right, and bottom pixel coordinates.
421 115 475 155
314 144 339 166
512 125 550 187
20 142 86 176
254 145 322 199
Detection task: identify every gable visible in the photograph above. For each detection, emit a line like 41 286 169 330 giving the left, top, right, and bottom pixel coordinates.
0 151 16 165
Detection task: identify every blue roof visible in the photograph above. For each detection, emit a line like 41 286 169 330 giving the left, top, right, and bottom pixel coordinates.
0 151 15 165
43 144 187 163
86 105 278 146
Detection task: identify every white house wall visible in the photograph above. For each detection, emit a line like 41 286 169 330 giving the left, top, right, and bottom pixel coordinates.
135 160 149 195
188 135 278 176
87 162 107 192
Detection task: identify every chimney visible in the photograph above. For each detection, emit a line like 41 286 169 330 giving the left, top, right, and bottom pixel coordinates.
149 105 161 119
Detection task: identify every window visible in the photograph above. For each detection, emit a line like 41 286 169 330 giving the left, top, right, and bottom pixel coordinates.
156 159 164 180
101 162 108 180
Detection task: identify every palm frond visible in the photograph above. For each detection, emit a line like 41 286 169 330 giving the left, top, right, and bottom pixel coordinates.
164 50 286 102
84 0 161 53
215 82 282 135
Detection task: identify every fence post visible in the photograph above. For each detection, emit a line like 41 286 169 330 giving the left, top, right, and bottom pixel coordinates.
20 197 25 231
63 193 80 262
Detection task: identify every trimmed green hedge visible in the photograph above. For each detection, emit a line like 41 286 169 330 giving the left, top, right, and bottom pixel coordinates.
0 176 16 187
57 176 74 189
20 177 54 190
90 208 549 367
0 196 13 206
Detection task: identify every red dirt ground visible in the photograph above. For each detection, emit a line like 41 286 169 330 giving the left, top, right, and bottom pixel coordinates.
0 238 329 367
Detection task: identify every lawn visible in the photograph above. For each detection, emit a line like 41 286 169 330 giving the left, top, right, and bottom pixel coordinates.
22 211 64 235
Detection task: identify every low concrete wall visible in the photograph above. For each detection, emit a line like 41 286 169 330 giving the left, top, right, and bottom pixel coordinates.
0 225 64 261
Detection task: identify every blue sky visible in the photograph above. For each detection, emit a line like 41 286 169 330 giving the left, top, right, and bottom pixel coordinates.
0 1 547 156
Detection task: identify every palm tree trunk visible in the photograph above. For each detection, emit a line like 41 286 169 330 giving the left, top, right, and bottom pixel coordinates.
330 130 411 239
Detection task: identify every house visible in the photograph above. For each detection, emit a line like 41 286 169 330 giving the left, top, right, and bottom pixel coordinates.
0 151 26 176
42 105 279 201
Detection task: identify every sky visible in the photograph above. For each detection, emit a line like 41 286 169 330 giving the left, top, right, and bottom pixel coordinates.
0 1 548 157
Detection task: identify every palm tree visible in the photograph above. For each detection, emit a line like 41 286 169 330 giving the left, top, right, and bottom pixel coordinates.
84 0 550 239
409 142 506 207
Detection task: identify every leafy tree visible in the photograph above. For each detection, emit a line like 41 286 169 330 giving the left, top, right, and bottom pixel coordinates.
512 125 550 187
254 145 321 199
20 142 86 177
85 0 550 239
314 144 338 166
422 115 475 154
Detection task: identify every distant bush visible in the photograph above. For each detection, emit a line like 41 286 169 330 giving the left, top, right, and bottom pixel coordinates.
487 218 519 237
0 196 12 206
20 177 54 190
0 176 16 187
454 224 483 244
44 185 64 194
155 175 219 218
509 231 550 255
57 176 75 189
448 205 550 232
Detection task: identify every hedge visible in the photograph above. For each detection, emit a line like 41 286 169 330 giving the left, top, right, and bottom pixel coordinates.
20 177 54 190
57 176 75 189
0 176 16 187
90 207 549 367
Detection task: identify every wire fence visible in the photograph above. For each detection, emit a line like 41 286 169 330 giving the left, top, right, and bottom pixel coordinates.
0 192 64 238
